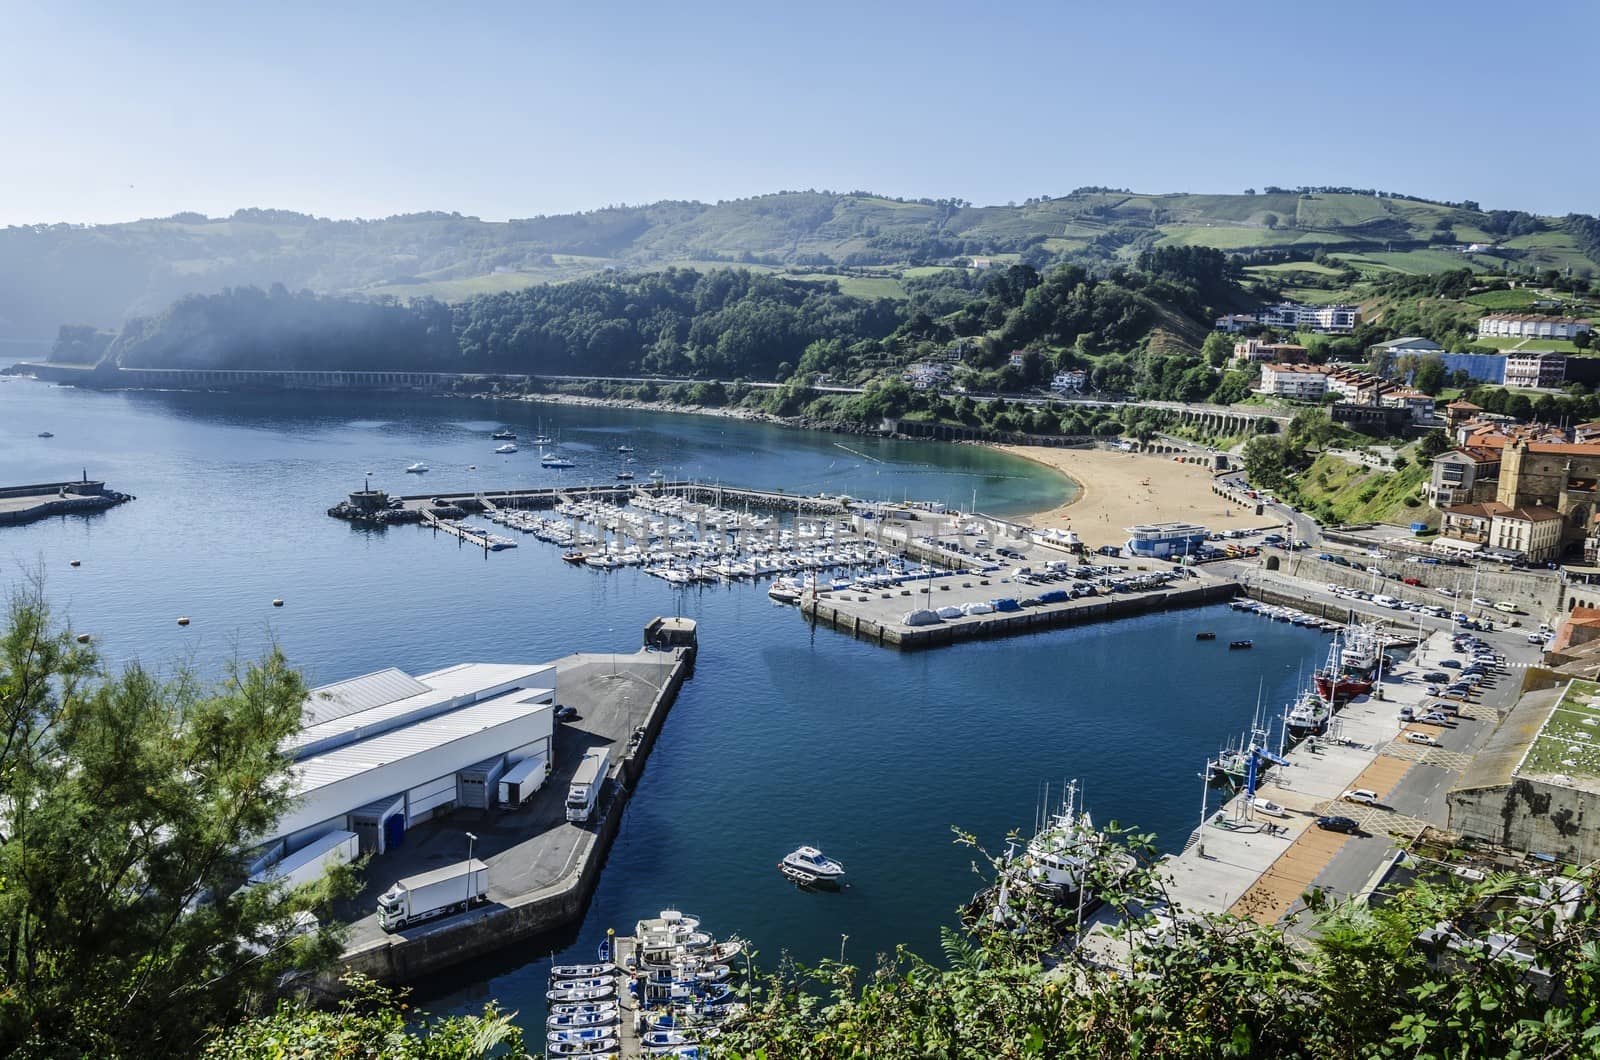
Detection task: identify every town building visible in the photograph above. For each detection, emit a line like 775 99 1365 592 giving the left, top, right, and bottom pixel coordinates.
1477 314 1592 341
1489 504 1565 561
1443 399 1484 429
1257 362 1329 400
1503 350 1567 390
1438 352 1506 386
1232 340 1307 365
1124 522 1209 559
1213 313 1258 334
1007 351 1027 369
1427 446 1502 508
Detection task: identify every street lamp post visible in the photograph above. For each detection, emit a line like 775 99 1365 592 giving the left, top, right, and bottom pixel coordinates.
465 831 478 911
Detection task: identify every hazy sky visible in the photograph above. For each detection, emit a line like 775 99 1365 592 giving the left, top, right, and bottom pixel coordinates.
3 1 1596 226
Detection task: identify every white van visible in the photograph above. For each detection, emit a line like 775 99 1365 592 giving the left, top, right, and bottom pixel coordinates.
1372 594 1401 609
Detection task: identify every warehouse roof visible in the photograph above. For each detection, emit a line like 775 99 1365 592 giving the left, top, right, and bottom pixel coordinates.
289 687 554 797
304 668 431 726
288 662 555 758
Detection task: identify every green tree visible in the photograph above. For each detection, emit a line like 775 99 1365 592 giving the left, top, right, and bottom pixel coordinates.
204 976 527 1060
0 586 351 1057
1411 352 1447 395
1417 429 1453 460
1241 435 1291 491
1201 331 1233 368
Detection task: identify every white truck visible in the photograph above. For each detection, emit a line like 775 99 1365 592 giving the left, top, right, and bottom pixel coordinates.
247 830 359 892
565 748 610 823
498 751 549 807
376 858 489 932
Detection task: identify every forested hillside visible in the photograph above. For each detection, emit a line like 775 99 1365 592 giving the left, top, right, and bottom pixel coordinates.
5 188 1598 345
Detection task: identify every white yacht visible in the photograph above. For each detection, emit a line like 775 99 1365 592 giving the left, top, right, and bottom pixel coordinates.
541 450 576 469
494 443 519 454
405 462 429 473
781 845 846 885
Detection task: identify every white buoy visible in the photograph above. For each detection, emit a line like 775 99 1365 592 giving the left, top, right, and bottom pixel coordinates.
272 598 284 607
75 633 90 644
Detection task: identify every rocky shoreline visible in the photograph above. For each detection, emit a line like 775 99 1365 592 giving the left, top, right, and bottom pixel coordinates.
479 390 889 437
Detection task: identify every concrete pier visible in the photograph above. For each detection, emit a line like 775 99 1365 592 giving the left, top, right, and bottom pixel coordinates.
322 630 696 987
0 476 132 526
800 569 1237 650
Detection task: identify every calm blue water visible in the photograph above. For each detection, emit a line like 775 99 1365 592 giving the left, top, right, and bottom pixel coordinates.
0 379 1330 1029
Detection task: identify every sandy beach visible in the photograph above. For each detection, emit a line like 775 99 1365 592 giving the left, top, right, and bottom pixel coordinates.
994 445 1267 547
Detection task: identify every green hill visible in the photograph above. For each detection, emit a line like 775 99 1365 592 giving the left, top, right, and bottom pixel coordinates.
3 189 1596 344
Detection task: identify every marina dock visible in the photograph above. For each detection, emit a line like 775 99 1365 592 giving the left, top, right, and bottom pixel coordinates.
324 622 697 987
801 566 1237 649
1076 625 1503 967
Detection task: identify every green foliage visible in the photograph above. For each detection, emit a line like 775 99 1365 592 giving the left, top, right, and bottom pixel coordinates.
204 975 527 1060
0 585 351 1057
712 833 1600 1060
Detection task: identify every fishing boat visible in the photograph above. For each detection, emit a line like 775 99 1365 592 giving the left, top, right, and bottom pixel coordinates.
494 442 518 454
492 428 517 440
548 1026 617 1046
642 1029 718 1049
780 846 846 885
546 982 616 1004
767 577 803 604
551 961 617 980
36 431 53 438
1195 631 1216 641
617 468 635 481
405 462 429 473
1021 780 1105 903
617 444 635 454
547 1010 617 1030
1229 639 1253 650
1284 689 1333 739
549 1000 619 1019
1313 623 1381 702
545 1036 618 1056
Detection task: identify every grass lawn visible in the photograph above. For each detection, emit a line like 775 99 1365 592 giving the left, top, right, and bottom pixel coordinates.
1333 249 1491 275
1466 289 1548 310
783 273 906 299
1246 260 1346 277
1472 336 1583 353
1523 680 1600 779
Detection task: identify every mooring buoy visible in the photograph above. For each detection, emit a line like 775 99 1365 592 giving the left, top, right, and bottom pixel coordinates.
177 616 190 627
272 598 284 607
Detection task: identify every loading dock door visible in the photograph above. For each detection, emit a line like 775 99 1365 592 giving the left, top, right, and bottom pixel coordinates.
384 813 405 849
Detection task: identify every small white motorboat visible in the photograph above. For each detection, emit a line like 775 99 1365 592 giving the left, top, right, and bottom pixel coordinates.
547 1009 617 1030
546 1036 619 1056
541 450 576 468
494 443 518 454
546 982 616 1004
781 845 846 884
550 961 617 980
492 428 517 440
405 462 429 473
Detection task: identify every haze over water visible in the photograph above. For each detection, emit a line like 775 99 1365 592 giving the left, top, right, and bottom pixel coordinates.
0 380 1330 1032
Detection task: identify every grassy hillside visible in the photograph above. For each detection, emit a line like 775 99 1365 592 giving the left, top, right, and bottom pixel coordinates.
1289 454 1433 527
3 189 1597 343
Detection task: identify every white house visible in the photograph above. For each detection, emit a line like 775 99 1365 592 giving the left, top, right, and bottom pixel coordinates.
1504 351 1567 389
1257 363 1329 400
1051 369 1088 392
1478 314 1592 340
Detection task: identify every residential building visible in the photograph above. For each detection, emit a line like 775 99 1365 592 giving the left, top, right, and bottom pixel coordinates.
1427 446 1502 507
1384 388 1436 423
1489 504 1565 562
1214 302 1358 333
904 363 950 390
1477 314 1592 340
1443 399 1484 429
1257 362 1329 400
1233 340 1307 365
1575 422 1600 444
1050 369 1088 392
1503 350 1567 390
1367 336 1444 358
969 257 996 270
1007 351 1027 369
1256 302 1359 333
1326 366 1393 403
1440 500 1505 545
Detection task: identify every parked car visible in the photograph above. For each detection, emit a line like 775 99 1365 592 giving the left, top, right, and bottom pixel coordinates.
1436 587 1456 597
1420 711 1451 724
1402 577 1422 586
1472 597 1492 607
1405 731 1439 746
554 704 578 722
1341 788 1381 806
1527 632 1546 644
1316 815 1361 834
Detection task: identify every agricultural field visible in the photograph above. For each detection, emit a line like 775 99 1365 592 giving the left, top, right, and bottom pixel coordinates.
1465 288 1549 310
782 273 906 299
1334 249 1494 276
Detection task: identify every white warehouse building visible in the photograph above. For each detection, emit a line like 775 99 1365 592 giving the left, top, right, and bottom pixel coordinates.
257 663 555 867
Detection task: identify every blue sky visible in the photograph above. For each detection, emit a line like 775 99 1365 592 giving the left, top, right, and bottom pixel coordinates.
2 0 1596 225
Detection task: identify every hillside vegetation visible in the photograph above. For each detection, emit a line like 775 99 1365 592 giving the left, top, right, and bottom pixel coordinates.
5 188 1599 343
